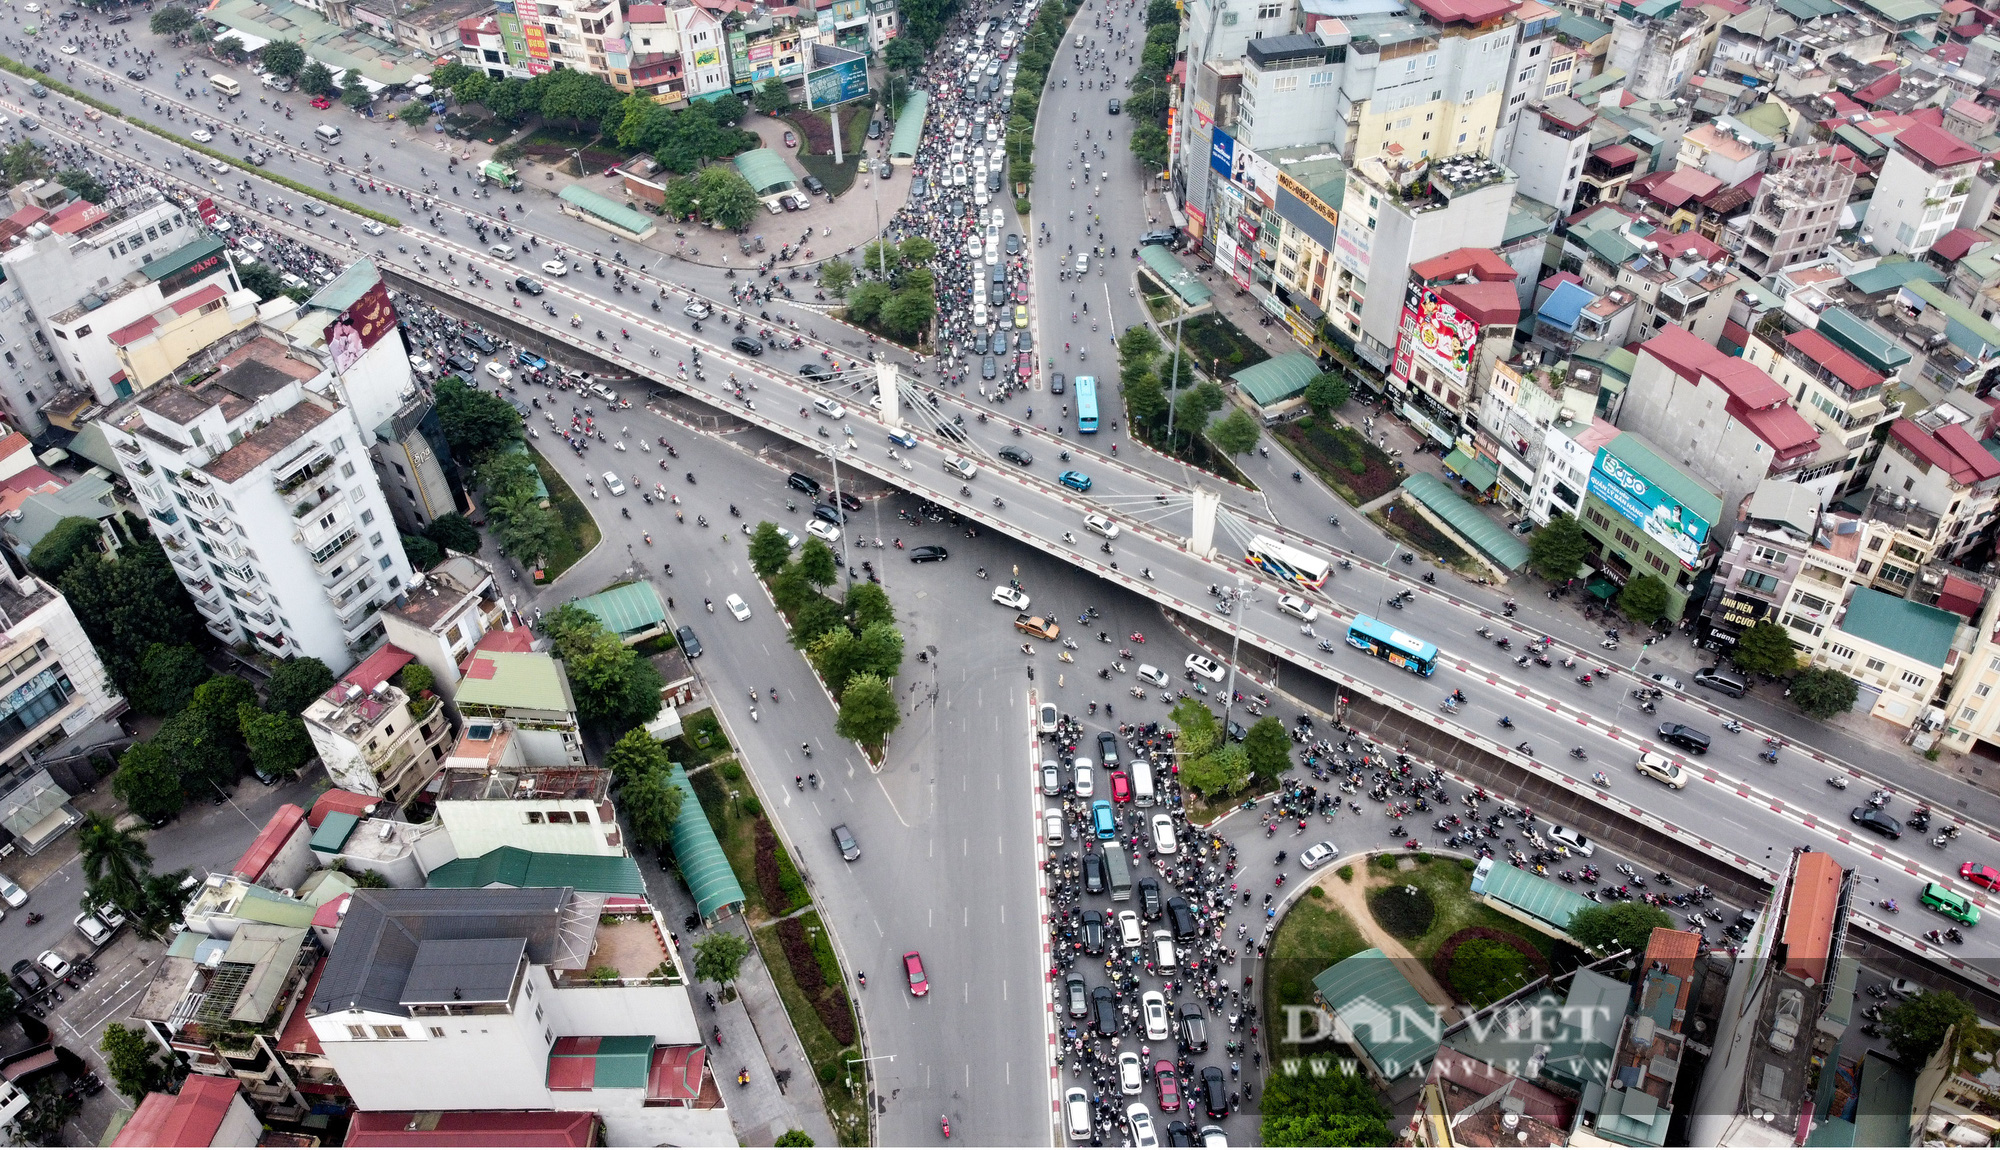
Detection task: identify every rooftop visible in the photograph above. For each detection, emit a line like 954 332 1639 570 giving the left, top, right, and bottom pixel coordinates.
112 1075 245 1147
1895 120 1986 169
426 846 647 896
203 395 339 484
345 1111 598 1147
310 887 591 1018
455 650 576 716
435 765 610 802
1841 585 1963 667
388 555 498 630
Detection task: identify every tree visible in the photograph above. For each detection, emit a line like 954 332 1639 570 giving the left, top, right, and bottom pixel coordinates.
401 533 443 571
0 140 49 186
754 76 792 114
1449 939 1531 1006
342 73 372 109
434 376 522 463
423 513 482 555
150 6 196 35
212 34 247 62
1209 407 1262 455
135 643 209 717
1129 123 1169 172
130 869 194 941
1173 380 1226 433
78 813 152 916
1526 514 1591 583
27 515 103 581
1242 716 1291 782
845 280 892 327
8 1081 81 1145
1617 574 1671 624
56 168 108 204
1885 991 1979 1065
112 741 185 824
237 262 290 302
397 101 433 126
99 1023 172 1100
539 68 622 129
899 236 938 266
1118 324 1163 363
1791 666 1859 720
852 620 906 681
1125 370 1169 427
710 93 747 125
1170 697 1220 762
1566 902 1673 953
239 706 314 781
861 239 900 273
835 672 899 746
690 165 758 229
1304 371 1350 417
808 626 863 695
819 258 854 298
298 61 335 97
844 582 894 631
775 1131 816 1148
694 931 751 990
259 39 305 78
266 656 336 715
59 542 201 699
881 289 937 340
621 764 683 848
1180 742 1248 797
796 539 839 589
1733 620 1802 677
603 727 671 787
884 36 926 73
749 521 793 577
1260 1063 1393 1147
397 662 434 697
541 605 664 732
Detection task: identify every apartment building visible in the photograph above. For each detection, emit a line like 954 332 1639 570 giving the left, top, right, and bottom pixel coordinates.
1869 403 2000 564
1700 479 1823 649
1676 116 1776 187
1528 412 1618 526
1478 350 1605 514
1606 0 1707 100
433 764 622 859
451 647 586 769
1739 321 1901 494
1504 96 1595 214
98 337 414 667
1871 121 1985 257
1385 247 1522 447
303 644 454 804
1739 146 1859 279
1817 585 1965 726
378 553 505 712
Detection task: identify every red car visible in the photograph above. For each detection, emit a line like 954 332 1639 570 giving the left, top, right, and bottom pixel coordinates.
903 951 928 996
783 130 797 149
1961 862 2000 891
310 95 332 109
1110 771 1131 803
1154 1062 1180 1111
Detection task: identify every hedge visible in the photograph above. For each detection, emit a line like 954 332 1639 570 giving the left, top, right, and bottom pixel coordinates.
1428 926 1550 993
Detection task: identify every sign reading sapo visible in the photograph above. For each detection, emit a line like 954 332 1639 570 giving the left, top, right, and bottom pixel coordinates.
1587 445 1711 569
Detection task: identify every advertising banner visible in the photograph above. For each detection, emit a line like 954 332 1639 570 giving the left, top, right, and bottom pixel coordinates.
196 198 218 226
1588 445 1712 569
1215 230 1238 269
514 0 539 21
1209 127 1235 178
1185 203 1206 239
523 24 550 59
805 45 869 107
1392 282 1480 391
322 280 397 375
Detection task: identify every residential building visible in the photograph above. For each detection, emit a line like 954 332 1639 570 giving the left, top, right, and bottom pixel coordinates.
111 1076 263 1148
1493 2 1569 159
1676 116 1776 187
458 15 512 77
1504 96 1596 214
432 765 623 859
303 644 454 804
1572 429 1725 620
1528 412 1619 526
1266 154 1348 345
1700 479 1823 649
1818 585 1966 727
623 4 684 98
678 6 731 97
1869 402 2000 564
378 553 506 712
1908 1009 2000 1146
1606 0 1707 100
448 646 584 771
1871 121 1985 256
1480 352 1606 515
1930 588 2000 758
1385 247 1523 447
1739 321 1901 493
98 336 416 666
305 887 731 1146
1574 142 1643 214
1739 146 1860 279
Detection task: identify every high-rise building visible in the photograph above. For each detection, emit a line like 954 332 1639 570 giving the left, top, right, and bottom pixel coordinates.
1502 96 1595 214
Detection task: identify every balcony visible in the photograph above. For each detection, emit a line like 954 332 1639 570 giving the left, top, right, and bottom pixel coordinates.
114 438 142 458
273 453 334 496
288 482 339 518
310 532 361 575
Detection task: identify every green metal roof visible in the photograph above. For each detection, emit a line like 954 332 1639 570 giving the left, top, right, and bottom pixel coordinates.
1442 448 1499 493
669 765 745 921
549 1034 654 1089
1818 308 1912 372
732 148 798 196
311 811 359 853
205 0 428 85
556 185 658 239
1557 11 1614 39
236 884 317 929
1775 0 1847 17
142 236 228 284
1140 245 1213 306
1845 260 1946 296
1832 124 1889 160
1472 857 1594 933
1571 68 1628 101
889 91 928 159
569 582 668 640
1309 949 1439 1080
1605 433 1723 526
1399 473 1531 571
1859 0 1941 23
426 846 647 896
1852 1055 1917 1149
1230 351 1319 407
1905 280 2000 359
1734 101 1792 142
308 257 384 312
455 650 575 714
1838 587 1961 668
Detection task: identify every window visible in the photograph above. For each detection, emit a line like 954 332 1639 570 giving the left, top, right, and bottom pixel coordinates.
343 461 357 479
1272 75 1296 92
1829 643 1856 660
536 1005 544 1022
1865 657 1887 673
369 533 384 547
429 1027 446 1038
1976 683 1992 698
1901 670 1928 688
347 1025 368 1040
373 1025 408 1040
1963 705 1981 721
1256 0 1280 15
380 554 394 570
1739 570 1779 593
360 509 375 525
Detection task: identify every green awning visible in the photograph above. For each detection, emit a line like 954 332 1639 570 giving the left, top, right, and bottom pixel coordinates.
1139 245 1213 307
1230 351 1319 408
732 148 798 197
1398 473 1530 571
310 811 358 853
1588 575 1619 600
568 582 667 641
557 185 658 240
668 765 745 922
1442 448 1499 492
888 91 928 160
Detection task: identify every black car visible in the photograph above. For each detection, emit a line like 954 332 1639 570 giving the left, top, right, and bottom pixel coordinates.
1091 986 1119 1037
1167 897 1198 940
868 119 884 139
1177 1002 1207 1052
731 335 765 356
446 353 479 374
1005 233 1021 255
1081 908 1106 954
1138 877 1162 920
125 68 147 80
1139 229 1178 247
10 959 44 996
676 625 702 658
838 490 864 512
1083 851 1107 895
1051 373 1067 395
831 824 860 861
813 504 848 525
1108 98 1123 114
787 472 822 498
1017 330 1033 352
245 150 270 166
910 545 949 563
973 332 990 355
461 331 496 354
1165 1120 1197 1147
1067 975 1089 1018
987 170 1003 192
1226 719 1248 742
1097 731 1120 767
937 421 968 443
1201 1066 1228 1118
981 356 997 380
514 276 544 295
912 176 929 198
1657 722 1710 755
799 363 832 381
999 446 1034 467
993 331 1009 355
1852 807 1902 839
802 174 827 195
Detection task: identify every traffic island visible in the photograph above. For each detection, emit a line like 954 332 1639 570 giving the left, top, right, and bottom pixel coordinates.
752 911 869 1146
1273 416 1404 506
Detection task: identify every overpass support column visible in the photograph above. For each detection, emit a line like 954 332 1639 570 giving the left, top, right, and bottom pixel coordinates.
878 361 901 428
1189 487 1220 560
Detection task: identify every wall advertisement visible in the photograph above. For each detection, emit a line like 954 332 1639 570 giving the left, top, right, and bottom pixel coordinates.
1587 445 1711 569
1391 282 1480 391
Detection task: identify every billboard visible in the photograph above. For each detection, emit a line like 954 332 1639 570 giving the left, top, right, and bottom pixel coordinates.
1209 127 1235 178
323 279 398 375
1588 445 1711 569
805 45 868 108
523 24 550 59
1391 283 1480 392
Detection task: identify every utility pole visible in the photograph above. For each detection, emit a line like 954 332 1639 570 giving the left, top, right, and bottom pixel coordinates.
1163 301 1186 442
1218 575 1248 740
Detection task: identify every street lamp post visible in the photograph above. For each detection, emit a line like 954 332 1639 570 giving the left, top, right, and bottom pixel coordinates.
826 447 853 592
1162 299 1187 444
1218 575 1249 743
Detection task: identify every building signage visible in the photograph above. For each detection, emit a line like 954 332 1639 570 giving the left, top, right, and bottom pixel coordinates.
1715 591 1771 631
1215 230 1238 270
1587 445 1712 569
693 47 721 67
156 240 230 297
804 46 869 108
1391 282 1480 392
323 279 398 375
1278 172 1336 224
1209 127 1235 178
514 0 539 20
523 24 551 58
0 668 60 726
1185 203 1206 239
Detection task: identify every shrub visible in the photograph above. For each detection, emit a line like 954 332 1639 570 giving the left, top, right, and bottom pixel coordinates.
1448 940 1530 1006
776 917 856 1045
1374 853 1400 870
753 819 796 915
740 795 763 819
1336 865 1354 883
721 761 744 781
1367 884 1436 940
1460 858 1479 871
1416 852 1434 864
1309 887 1325 899
1430 927 1549 1001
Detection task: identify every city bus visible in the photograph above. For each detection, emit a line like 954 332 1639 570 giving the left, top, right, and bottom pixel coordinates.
1345 614 1438 677
1244 535 1332 590
1075 375 1099 433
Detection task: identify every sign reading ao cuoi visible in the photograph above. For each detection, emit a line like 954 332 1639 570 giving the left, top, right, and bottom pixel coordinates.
1587 446 1710 569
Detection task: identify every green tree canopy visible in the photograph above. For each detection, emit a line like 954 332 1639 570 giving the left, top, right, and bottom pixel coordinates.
749 521 793 577
691 165 759 230
424 513 482 555
28 515 104 581
239 706 314 781
1242 716 1291 782
1449 939 1531 1006
1791 666 1859 720
796 539 839 589
56 168 108 204
1118 324 1163 363
260 39 306 77
844 582 894 631
266 656 336 715
1617 574 1671 624
150 6 197 34
112 741 185 823
845 280 891 327
99 1023 173 1101
401 533 443 571
78 812 152 916
789 596 849 655
1566 902 1674 953
1180 742 1248 797
604 727 671 787
775 1131 816 1148
1885 991 1979 1066
819 258 855 298
541 605 665 732
1209 407 1262 455
1170 696 1220 762
397 101 433 126
299 62 335 95
59 541 201 698
621 764 683 849
754 76 792 114
1526 514 1591 583
835 672 899 746
694 931 751 988
1304 371 1350 416
0 140 50 186
884 36 926 72
1174 380 1226 432
1733 621 1802 677
435 376 522 463
135 643 210 716
1260 1063 1393 1147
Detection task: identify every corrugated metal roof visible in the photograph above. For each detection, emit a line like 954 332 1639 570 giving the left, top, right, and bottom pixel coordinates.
427 846 647 896
1310 949 1440 1079
311 888 574 1017
888 90 928 158
1838 586 1960 668
1231 351 1320 407
1472 858 1594 931
1399 473 1531 570
732 148 798 196
1605 432 1723 526
669 765 746 921
568 581 668 639
1844 260 1946 295
556 184 657 238
456 651 574 713
310 811 359 853
1140 245 1213 305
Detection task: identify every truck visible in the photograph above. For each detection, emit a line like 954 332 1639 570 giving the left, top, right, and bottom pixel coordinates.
1103 848 1132 901
1014 614 1059 640
479 160 524 192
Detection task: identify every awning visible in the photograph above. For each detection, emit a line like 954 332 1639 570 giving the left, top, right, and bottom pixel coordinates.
1443 448 1499 492
1588 575 1620 600
667 765 746 922
1139 245 1212 307
1397 473 1530 571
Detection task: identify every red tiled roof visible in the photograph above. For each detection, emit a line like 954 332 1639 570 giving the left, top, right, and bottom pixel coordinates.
1889 418 2000 484
648 1044 709 1100
1405 0 1517 21
113 1076 243 1147
1652 229 1728 264
347 1112 598 1147
1951 95 1996 123
108 284 230 348
339 643 414 694
232 804 304 882
1410 247 1516 283
1897 120 1986 169
1937 423 2000 481
1783 852 1843 983
312 892 349 929
1641 324 1736 385
1784 329 1884 390
307 789 382 829
1738 404 1821 459
1438 281 1521 325
1539 270 1584 290
48 198 111 236
1939 573 1988 619
1643 927 1703 1019
1853 68 1901 106
1708 358 1792 410
275 957 327 1058
625 2 668 17
1822 91 1865 119
548 1036 602 1091
1592 142 1641 166
1630 167 1725 208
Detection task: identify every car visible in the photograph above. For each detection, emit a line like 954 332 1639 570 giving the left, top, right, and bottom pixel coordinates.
799 363 832 382
1109 98 1123 114
1118 909 1143 949
1166 1121 1199 1147
461 332 496 353
1200 1066 1228 1118
868 118 884 140
1546 824 1594 857
484 362 513 383
21 3 39 11
310 95 333 109
731 335 765 356
1891 978 1924 998
74 912 113 947
1151 813 1178 854
245 149 269 165
208 159 231 174
1044 808 1065 845
1067 1087 1094 1140
89 902 126 931
1052 373 1067 395
1075 252 1091 273
0 875 25 908
1005 233 1022 256
36 951 70 980
998 445 1034 467
676 625 702 658
1041 761 1063 796
361 221 386 236
1059 470 1093 492
1635 752 1688 789
542 259 570 276
1067 975 1090 1018
1119 1050 1144 1095
1015 305 1029 328
1097 731 1121 767
910 545 950 563
1128 1103 1160 1148
1962 862 2000 891
1144 991 1170 1039
1085 512 1121 540
1277 593 1319 622
830 824 860 861
1155 1063 1181 1112
1140 229 1178 247
1657 722 1710 755
1852 807 1903 839
1184 653 1225 682
723 593 751 622
514 276 544 296
1178 1002 1208 1051
1081 909 1106 953
903 951 928 996
1092 986 1119 1036
512 352 549 374
1137 664 1171 688
993 586 1031 610
981 355 997 380
446 353 479 374
10 959 44 995
787 472 822 498
1038 702 1059 734
812 503 849 525
191 128 214 142
1093 799 1116 839
1138 877 1163 920
806 519 841 544
1109 771 1131 803
1922 881 1980 924
16 116 36 133
1018 330 1034 352
1074 759 1095 798
601 471 625 496
802 174 827 195
1649 673 1683 690
1299 841 1338 870
1083 852 1107 895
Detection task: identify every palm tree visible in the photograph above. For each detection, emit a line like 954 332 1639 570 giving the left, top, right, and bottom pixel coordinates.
78 813 152 915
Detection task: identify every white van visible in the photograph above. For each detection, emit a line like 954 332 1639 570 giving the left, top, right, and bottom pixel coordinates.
313 123 342 144
1130 760 1155 807
210 75 242 97
1153 930 1177 974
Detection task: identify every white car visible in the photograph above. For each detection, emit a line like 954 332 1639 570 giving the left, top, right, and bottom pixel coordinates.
1041 761 1062 796
208 159 231 174
601 471 625 497
811 397 846 419
1635 751 1688 789
1299 840 1339 870
1044 808 1065 846
1118 909 1142 949
1119 1051 1143 1095
61 43 79 54
1066 1087 1092 1140
1278 593 1319 622
1075 252 1090 273
1143 991 1169 1040
22 3 40 11
361 221 386 236
541 259 569 276
1151 813 1178 854
191 128 214 142
1073 758 1095 798
985 239 999 266
0 875 24 907
1136 664 1170 688
74 912 113 947
775 526 801 550
1649 673 1684 690
1127 1103 1159 1149
1184 653 1225 682
806 519 841 544
90 901 126 930
724 593 751 621
966 236 983 259
484 362 512 383
36 950 70 980
1546 824 1595 856
992 585 1030 610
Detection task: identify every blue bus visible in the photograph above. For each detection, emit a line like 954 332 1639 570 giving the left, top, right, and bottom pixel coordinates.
1345 614 1438 677
1075 375 1099 433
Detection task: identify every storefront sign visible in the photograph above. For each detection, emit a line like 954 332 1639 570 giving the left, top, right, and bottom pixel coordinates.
1588 445 1712 569
1715 592 1771 631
